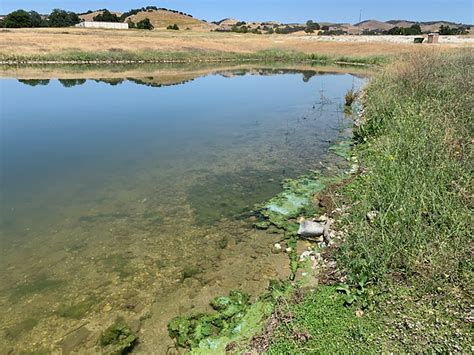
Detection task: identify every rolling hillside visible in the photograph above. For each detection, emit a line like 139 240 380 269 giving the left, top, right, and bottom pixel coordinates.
124 9 216 31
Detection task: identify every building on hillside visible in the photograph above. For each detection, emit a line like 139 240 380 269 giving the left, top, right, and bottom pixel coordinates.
76 21 129 30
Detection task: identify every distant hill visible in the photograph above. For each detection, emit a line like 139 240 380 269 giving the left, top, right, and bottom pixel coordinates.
123 9 216 31
386 20 467 32
354 20 394 31
76 7 470 34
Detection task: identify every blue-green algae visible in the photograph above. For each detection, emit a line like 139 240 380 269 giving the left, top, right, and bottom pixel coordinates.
259 173 338 229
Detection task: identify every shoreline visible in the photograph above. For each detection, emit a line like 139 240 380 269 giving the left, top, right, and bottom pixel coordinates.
0 51 387 67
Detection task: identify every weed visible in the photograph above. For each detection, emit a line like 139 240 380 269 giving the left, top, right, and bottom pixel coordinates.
344 88 358 106
100 321 138 354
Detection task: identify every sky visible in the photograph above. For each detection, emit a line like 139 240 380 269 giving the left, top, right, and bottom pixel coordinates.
1 0 473 24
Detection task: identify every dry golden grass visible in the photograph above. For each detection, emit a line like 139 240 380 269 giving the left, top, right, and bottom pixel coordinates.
125 10 215 31
1 27 467 60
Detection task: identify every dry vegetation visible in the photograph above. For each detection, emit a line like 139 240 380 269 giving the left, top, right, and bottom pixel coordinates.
1 27 468 63
124 9 215 31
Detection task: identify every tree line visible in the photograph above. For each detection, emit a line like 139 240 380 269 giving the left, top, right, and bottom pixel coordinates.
1 9 80 28
1 8 154 30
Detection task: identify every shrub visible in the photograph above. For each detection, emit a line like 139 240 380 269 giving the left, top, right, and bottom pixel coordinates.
136 18 153 30
167 23 179 30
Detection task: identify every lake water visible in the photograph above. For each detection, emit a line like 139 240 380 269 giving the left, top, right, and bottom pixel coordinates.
0 66 363 352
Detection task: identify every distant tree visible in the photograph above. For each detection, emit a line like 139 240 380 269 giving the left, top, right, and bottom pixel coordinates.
18 79 50 86
439 25 468 35
28 11 46 27
386 24 422 35
58 79 86 88
127 20 136 29
3 10 33 28
48 9 80 27
93 10 120 22
267 27 274 34
321 25 330 31
136 18 154 30
306 20 320 32
231 24 248 33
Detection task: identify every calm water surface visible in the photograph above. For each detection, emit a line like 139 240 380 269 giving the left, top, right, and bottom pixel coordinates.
0 68 363 352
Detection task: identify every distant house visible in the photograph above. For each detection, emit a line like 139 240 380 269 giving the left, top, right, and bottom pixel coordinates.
76 21 129 30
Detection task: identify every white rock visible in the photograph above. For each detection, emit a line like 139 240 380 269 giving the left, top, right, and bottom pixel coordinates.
299 250 313 261
274 243 282 250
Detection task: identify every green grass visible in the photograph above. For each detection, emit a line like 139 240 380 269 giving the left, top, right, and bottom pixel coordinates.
340 49 472 288
0 48 389 66
267 286 383 354
259 49 473 352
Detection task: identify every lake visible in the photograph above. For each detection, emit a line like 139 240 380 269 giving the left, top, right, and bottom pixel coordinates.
0 65 364 352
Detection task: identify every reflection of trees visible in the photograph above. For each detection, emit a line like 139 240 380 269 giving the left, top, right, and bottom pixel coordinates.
94 78 125 86
58 79 86 88
127 78 193 88
18 79 50 86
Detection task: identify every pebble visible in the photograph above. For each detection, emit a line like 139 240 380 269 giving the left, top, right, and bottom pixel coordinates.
103 304 112 312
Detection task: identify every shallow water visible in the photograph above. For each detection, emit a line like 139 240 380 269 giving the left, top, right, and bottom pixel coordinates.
0 67 363 352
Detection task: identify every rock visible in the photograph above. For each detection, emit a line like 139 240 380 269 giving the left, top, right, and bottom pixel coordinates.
367 211 378 223
316 215 328 222
285 247 292 253
299 250 313 261
298 220 324 237
272 243 282 254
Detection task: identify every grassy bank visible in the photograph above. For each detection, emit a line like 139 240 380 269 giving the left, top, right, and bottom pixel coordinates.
258 49 473 352
0 48 389 66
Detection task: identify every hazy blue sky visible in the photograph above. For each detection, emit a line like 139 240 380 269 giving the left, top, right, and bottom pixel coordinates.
1 1 472 24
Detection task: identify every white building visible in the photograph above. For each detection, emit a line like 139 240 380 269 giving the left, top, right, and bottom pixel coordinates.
76 21 129 30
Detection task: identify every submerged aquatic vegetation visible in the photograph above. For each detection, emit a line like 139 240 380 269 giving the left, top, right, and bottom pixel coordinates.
180 266 201 281
100 321 138 354
56 296 98 319
9 274 65 301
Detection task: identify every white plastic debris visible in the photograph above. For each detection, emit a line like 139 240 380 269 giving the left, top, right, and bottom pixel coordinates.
298 220 324 237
